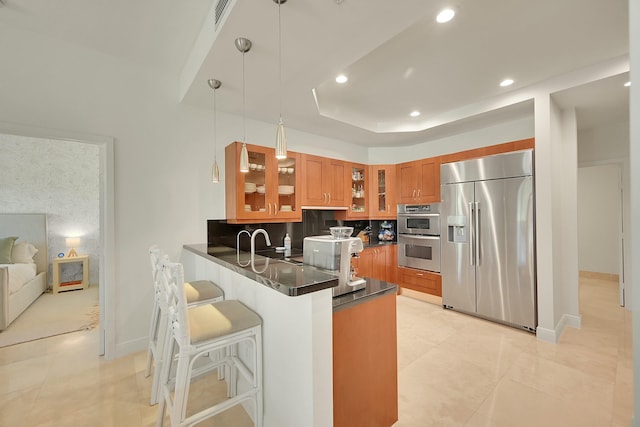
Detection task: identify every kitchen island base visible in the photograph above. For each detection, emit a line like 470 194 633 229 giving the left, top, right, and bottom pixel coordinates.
181 248 334 427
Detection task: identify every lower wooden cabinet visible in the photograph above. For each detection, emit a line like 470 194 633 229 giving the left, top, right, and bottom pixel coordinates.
353 245 396 283
333 292 398 427
397 267 442 296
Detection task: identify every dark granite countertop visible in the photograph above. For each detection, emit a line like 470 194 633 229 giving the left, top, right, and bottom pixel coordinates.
332 278 398 312
184 243 397 309
184 243 339 297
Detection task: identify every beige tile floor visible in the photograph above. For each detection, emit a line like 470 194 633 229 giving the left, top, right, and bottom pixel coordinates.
0 276 632 426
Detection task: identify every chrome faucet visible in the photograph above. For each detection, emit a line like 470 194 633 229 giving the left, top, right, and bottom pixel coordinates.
250 228 272 256
236 230 251 265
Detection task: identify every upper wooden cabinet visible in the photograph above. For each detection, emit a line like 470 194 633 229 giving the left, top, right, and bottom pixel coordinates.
300 154 350 208
225 142 301 223
336 162 370 220
369 164 396 219
397 157 440 204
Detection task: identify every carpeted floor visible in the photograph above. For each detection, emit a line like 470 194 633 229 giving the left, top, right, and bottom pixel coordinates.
0 285 99 348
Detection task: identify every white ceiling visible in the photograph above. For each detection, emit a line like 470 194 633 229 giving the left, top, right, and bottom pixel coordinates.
0 0 630 146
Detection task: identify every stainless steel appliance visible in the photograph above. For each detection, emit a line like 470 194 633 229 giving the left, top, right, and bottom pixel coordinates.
303 235 366 296
397 203 441 272
440 150 536 332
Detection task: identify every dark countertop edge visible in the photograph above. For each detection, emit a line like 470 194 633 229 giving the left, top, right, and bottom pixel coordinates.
332 279 398 312
183 244 339 297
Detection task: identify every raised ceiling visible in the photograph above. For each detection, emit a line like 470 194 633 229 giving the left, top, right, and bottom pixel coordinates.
0 0 629 146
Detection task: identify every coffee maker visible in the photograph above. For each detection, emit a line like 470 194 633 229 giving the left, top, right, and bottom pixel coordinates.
303 235 366 297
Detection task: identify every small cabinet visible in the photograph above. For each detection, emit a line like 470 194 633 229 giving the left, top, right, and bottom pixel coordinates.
300 154 350 207
225 142 301 223
53 255 89 293
369 164 396 219
397 266 442 296
397 157 440 204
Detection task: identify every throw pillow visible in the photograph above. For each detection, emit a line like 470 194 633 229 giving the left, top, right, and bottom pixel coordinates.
0 236 18 264
12 241 39 263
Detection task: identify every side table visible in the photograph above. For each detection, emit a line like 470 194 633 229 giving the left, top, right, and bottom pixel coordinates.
52 255 89 293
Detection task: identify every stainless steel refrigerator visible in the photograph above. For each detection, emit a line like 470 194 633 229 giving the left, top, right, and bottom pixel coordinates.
440 150 536 332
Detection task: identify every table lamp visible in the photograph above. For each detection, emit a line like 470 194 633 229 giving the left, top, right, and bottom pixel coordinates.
65 237 81 257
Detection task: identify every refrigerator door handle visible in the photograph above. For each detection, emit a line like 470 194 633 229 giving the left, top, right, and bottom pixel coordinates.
469 202 475 266
475 201 480 265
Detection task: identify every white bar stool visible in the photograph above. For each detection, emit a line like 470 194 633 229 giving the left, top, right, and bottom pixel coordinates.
146 245 224 405
156 261 263 427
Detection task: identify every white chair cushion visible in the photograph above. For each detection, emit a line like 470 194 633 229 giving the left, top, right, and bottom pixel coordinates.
185 280 224 303
188 300 262 345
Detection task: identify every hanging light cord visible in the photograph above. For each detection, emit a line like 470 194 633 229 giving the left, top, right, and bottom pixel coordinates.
242 50 246 143
213 84 217 160
278 1 283 121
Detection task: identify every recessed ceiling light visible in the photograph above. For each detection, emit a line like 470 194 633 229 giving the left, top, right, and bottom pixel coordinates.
410 111 421 117
500 78 514 87
436 8 455 23
336 74 348 84
624 81 631 87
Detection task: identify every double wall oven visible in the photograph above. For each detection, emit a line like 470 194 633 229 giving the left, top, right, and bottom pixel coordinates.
397 203 441 272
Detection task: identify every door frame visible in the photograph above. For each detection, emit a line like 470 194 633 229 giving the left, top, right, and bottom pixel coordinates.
577 159 627 307
0 121 115 358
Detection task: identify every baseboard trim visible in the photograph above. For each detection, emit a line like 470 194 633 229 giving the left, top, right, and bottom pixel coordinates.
115 336 147 358
579 270 619 282
536 313 582 344
398 288 442 306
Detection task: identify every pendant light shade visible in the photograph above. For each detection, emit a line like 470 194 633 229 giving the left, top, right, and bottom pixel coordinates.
275 117 287 159
207 78 222 183
236 37 252 173
274 0 287 160
240 143 249 173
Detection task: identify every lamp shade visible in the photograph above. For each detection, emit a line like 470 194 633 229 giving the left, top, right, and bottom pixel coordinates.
66 237 81 248
65 237 80 257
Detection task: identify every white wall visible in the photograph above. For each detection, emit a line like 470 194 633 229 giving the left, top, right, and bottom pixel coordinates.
578 121 631 297
0 26 364 357
577 165 621 275
629 0 640 424
0 134 100 286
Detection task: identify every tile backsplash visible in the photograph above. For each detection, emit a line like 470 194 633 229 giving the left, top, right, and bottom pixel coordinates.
208 210 396 252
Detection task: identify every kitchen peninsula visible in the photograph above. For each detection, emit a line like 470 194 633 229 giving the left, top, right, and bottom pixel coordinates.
182 243 398 427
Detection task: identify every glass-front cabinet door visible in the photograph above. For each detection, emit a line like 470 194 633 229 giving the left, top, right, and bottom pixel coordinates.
225 142 301 223
369 164 396 219
348 163 368 218
274 153 300 220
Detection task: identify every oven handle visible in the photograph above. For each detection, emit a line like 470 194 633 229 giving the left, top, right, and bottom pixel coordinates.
398 213 440 218
398 234 441 241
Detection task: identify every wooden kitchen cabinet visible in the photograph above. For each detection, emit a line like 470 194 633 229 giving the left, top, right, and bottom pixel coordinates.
335 162 369 219
397 157 440 204
353 245 396 283
333 291 398 427
300 154 350 207
225 142 301 223
386 244 398 285
369 164 396 219
397 266 442 296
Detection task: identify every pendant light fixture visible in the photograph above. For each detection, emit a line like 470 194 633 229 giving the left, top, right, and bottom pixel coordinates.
274 0 287 160
207 78 222 183
235 37 252 173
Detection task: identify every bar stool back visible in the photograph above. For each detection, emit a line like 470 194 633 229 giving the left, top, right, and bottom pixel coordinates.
156 260 263 427
146 245 224 405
